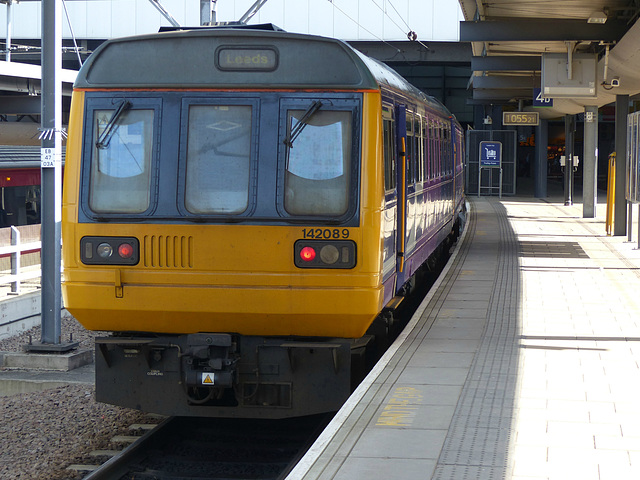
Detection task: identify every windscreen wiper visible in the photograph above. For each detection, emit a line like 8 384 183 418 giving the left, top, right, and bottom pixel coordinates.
283 100 323 148
96 100 132 149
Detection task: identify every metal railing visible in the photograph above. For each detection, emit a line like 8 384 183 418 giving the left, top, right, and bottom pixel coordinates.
0 225 41 294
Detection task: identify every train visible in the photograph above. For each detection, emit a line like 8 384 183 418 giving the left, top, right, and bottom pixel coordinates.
61 25 465 419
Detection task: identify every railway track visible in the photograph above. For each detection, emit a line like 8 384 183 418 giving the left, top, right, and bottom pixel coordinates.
83 414 333 480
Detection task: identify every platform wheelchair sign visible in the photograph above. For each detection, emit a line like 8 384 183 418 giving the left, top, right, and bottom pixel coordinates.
478 141 503 197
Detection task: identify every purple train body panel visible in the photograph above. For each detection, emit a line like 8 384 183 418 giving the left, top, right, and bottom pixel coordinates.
379 85 465 305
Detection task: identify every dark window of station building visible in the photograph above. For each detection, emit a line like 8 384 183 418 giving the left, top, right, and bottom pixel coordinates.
0 156 47 228
0 184 41 228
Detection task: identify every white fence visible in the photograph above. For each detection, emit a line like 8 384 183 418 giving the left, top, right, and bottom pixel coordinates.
0 225 41 294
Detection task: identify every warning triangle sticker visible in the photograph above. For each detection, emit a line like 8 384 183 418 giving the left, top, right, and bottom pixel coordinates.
202 373 214 385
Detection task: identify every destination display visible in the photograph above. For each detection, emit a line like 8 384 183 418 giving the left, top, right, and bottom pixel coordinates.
216 47 278 71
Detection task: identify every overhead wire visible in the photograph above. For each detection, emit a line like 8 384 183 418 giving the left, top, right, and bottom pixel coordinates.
383 0 429 50
62 0 83 68
367 0 409 37
326 0 402 55
328 0 428 51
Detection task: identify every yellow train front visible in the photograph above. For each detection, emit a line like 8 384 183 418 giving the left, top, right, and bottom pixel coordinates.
62 26 464 418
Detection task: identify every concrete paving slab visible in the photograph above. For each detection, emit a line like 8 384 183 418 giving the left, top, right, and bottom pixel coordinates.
0 363 94 396
349 428 448 459
333 458 437 480
1 348 92 371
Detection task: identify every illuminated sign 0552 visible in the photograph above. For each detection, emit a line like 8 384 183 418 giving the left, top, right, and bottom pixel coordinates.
216 47 278 71
502 112 539 126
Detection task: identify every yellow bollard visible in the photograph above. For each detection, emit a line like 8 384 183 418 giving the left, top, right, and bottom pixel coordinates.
606 152 616 236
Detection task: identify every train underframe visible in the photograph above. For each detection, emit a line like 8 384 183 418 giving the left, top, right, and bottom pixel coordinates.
95 332 365 419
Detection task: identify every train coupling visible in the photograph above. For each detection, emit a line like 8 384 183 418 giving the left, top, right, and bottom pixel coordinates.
181 334 237 389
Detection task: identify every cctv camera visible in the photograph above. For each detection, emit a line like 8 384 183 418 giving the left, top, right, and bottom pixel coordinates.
611 78 620 87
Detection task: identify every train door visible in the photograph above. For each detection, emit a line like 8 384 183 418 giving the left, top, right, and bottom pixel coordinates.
381 102 412 294
382 104 397 285
405 110 418 258
449 118 457 217
395 104 408 290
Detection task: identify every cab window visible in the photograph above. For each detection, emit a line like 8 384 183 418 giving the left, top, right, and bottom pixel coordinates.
284 109 353 216
89 107 154 213
184 105 252 215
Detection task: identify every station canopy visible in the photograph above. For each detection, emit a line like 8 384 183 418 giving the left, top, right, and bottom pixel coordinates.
458 0 640 118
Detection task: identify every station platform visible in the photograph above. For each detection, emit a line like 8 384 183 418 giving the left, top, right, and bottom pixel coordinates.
288 192 640 480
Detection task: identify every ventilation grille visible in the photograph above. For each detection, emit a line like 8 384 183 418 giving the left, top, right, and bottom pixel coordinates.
143 235 193 268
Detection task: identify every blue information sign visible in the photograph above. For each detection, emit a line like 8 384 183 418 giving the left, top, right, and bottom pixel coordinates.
480 141 502 167
533 88 553 107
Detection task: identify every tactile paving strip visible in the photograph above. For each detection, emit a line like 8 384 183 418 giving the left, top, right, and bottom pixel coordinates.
519 240 589 258
433 199 521 480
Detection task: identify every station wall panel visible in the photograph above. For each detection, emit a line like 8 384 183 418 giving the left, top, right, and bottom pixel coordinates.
0 0 461 42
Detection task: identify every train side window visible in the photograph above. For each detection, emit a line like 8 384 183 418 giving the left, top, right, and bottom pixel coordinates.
415 115 423 182
449 125 454 174
429 118 437 179
442 124 448 175
442 125 448 175
405 112 414 184
433 121 442 178
444 125 453 175
383 117 396 191
421 118 428 182
89 108 154 213
284 109 352 216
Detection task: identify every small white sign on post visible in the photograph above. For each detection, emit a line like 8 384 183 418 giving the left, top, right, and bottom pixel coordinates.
41 147 61 168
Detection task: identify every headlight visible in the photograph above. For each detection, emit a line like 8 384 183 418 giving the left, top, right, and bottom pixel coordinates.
81 237 139 265
96 243 113 259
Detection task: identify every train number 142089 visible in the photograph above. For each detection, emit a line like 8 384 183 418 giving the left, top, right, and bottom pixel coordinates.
302 228 350 239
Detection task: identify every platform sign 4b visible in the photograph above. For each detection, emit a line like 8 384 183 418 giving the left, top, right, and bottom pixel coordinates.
533 88 553 108
479 141 502 167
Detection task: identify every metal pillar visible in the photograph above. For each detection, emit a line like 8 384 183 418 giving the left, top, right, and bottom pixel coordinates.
492 104 502 129
583 106 598 217
564 114 575 206
38 0 63 348
534 118 548 198
614 94 629 236
201 0 216 25
6 0 12 62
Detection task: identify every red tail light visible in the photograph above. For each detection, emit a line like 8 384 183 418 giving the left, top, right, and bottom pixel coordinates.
299 246 316 262
118 243 134 259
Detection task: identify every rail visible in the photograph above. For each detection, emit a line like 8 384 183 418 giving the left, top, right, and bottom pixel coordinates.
0 225 41 294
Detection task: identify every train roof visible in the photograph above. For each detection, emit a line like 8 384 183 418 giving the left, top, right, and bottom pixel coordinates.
75 28 450 116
